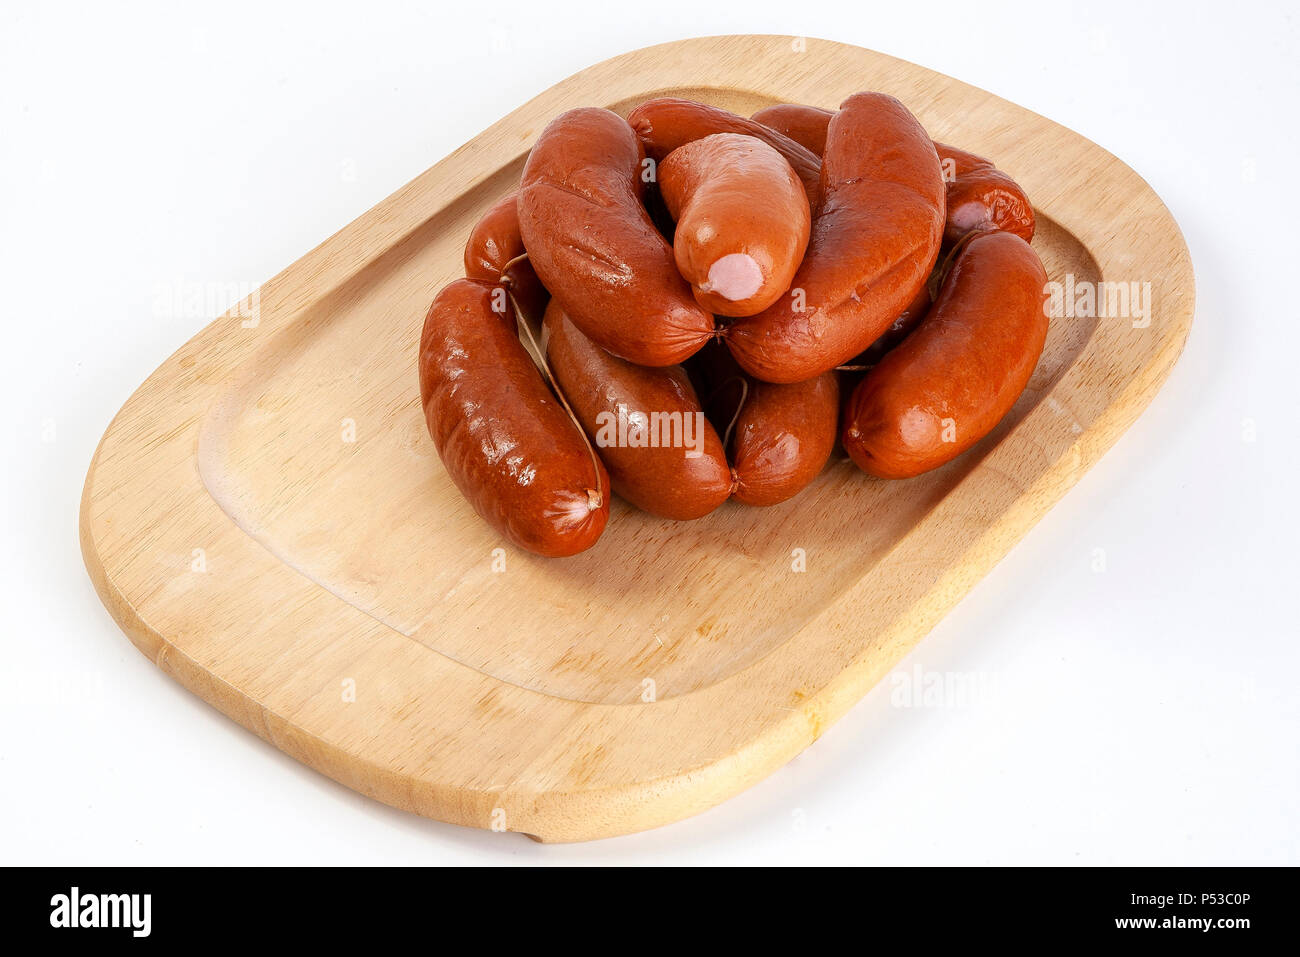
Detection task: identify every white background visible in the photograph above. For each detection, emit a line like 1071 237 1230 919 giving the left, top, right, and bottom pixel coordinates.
2 0 1296 865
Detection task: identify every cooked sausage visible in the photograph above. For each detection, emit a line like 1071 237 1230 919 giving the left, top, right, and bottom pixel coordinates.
658 133 810 317
749 103 831 155
693 343 838 506
841 230 1049 479
464 190 525 280
940 154 1036 245
751 103 1035 245
418 279 609 555
627 97 822 207
724 93 945 384
543 300 732 520
463 189 548 331
732 372 839 505
517 108 713 367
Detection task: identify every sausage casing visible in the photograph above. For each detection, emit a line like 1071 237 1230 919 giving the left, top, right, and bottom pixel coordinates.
842 231 1049 479
517 108 713 367
659 133 810 317
692 343 839 506
751 103 1035 246
464 190 525 281
463 189 548 330
544 301 732 520
627 97 823 207
725 93 945 384
418 279 609 555
749 102 831 156
938 152 1036 245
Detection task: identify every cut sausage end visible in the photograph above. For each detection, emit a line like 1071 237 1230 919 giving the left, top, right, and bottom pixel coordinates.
699 253 764 303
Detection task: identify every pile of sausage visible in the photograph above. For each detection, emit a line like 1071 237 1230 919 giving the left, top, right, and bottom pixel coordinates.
419 94 1049 557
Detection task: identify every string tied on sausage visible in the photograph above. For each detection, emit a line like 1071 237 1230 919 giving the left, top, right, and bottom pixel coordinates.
701 374 750 454
500 252 606 512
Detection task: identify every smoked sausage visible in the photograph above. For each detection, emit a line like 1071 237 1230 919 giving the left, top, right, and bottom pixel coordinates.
749 103 831 156
730 371 839 505
724 93 945 384
418 279 609 556
938 144 1036 245
658 133 810 317
627 97 823 207
464 190 525 281
517 108 713 367
841 230 1049 479
694 343 839 506
751 103 1035 246
543 301 732 520
463 189 548 330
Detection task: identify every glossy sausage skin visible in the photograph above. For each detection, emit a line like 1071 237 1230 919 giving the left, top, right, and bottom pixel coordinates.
751 103 1035 246
419 279 609 556
732 372 839 505
940 156 1035 246
749 103 831 156
627 97 823 207
659 133 811 317
463 189 548 330
464 190 525 280
517 108 713 367
543 301 732 520
842 231 1049 479
724 93 945 384
694 343 839 506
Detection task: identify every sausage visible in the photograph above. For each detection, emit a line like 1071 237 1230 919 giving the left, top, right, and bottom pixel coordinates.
418 279 609 556
517 108 713 368
724 93 945 384
731 372 839 505
627 97 822 207
749 103 831 155
693 343 839 506
464 190 525 281
751 103 1035 245
658 133 810 317
463 189 549 331
940 154 1036 245
841 230 1049 479
543 300 732 520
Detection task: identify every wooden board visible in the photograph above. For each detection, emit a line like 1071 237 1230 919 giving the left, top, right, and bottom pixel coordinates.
80 35 1194 842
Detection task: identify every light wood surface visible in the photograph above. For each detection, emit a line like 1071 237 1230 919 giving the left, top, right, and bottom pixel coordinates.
80 35 1194 842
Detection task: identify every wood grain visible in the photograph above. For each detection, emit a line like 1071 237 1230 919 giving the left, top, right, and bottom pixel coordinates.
80 35 1194 842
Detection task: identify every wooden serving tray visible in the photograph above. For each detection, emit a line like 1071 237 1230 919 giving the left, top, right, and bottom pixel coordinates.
81 35 1194 842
